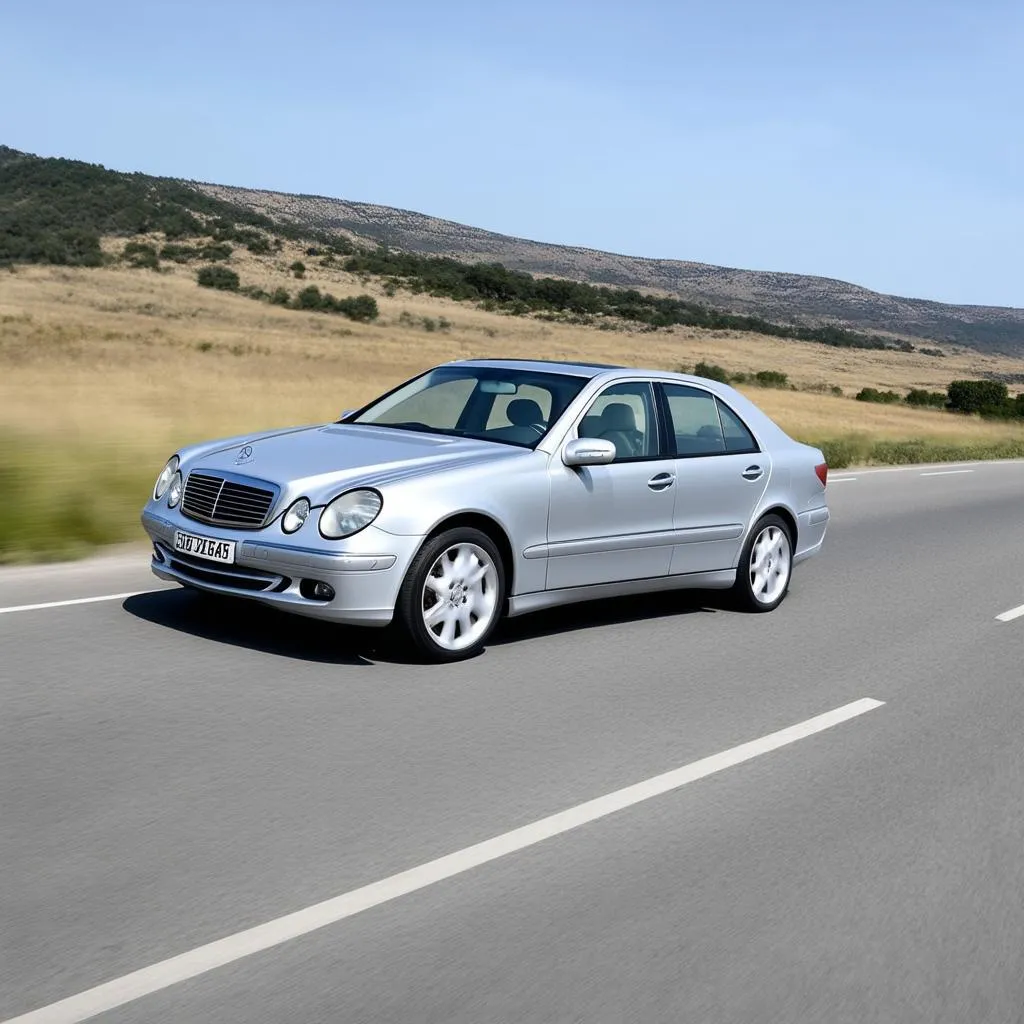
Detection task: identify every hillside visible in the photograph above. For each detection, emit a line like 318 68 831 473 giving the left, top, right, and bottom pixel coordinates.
3 143 1024 354
192 182 1024 356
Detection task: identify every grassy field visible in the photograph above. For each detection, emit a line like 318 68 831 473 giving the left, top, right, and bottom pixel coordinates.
3 245 1024 562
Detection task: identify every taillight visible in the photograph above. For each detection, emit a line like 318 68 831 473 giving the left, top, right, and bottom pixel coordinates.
815 462 828 487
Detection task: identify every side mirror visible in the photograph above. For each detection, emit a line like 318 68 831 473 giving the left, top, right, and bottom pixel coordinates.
562 437 616 467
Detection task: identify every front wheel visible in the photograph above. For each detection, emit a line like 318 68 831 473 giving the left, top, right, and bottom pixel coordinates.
732 514 793 612
395 528 506 662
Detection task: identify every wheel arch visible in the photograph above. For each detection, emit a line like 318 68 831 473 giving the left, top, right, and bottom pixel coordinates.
757 504 798 550
419 512 516 603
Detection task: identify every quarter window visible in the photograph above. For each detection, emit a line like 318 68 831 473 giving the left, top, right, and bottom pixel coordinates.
716 398 760 454
577 381 659 461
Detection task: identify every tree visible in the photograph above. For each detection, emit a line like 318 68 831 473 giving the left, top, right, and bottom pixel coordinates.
946 379 1008 414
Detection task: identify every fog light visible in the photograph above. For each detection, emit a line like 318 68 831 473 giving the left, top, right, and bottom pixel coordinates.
300 579 335 601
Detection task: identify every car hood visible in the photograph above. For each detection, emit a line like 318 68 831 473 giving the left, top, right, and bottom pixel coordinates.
187 423 525 502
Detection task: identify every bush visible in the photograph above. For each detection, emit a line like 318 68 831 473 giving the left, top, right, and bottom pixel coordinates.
753 369 789 388
292 287 379 322
333 294 379 322
294 284 324 309
269 287 290 306
693 361 731 383
855 387 902 404
123 241 159 269
290 260 306 279
947 379 1009 414
904 389 947 409
197 265 240 291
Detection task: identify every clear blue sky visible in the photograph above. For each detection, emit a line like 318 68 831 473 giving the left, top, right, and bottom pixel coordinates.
3 0 1022 306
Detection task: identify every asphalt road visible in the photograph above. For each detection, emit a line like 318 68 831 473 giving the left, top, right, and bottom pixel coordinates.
2 460 1024 1024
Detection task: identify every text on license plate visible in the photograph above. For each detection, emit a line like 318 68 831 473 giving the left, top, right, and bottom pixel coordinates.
173 530 236 564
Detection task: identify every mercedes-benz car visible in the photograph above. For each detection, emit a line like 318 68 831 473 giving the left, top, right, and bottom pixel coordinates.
141 358 830 661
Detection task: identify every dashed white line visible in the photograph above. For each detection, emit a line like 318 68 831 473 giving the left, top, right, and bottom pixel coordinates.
2 697 885 1024
828 476 858 482
996 604 1024 623
920 469 974 477
0 593 145 616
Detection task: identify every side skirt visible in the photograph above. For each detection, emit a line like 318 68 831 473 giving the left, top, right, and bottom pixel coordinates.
506 569 737 618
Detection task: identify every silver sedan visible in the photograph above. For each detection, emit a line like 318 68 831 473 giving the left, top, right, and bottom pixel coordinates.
141 359 830 661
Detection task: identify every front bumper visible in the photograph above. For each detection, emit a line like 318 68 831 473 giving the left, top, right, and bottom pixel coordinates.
142 508 421 626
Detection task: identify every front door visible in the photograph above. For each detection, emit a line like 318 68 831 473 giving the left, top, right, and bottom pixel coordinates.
545 381 677 590
659 383 772 575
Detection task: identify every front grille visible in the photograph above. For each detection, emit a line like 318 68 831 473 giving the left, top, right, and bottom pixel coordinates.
181 472 276 529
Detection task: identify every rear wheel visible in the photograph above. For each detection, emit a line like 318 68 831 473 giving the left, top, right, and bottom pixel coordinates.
732 514 793 612
395 528 506 662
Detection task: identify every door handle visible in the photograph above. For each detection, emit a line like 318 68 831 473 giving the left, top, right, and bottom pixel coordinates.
647 472 676 491
742 465 763 480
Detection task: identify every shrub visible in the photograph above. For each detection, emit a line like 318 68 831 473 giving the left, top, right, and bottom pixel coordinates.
269 287 290 306
693 361 731 383
855 387 902 404
754 369 789 388
294 284 324 309
333 294 379 322
197 265 240 291
947 379 1009 414
290 260 306 279
904 389 947 408
123 241 159 269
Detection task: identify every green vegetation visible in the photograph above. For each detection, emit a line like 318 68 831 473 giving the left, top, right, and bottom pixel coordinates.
160 241 233 263
292 285 379 321
855 387 902 404
197 265 240 291
122 241 160 270
685 362 795 390
343 251 917 352
290 260 306 278
811 435 1024 470
0 431 153 564
904 388 948 408
0 146 351 267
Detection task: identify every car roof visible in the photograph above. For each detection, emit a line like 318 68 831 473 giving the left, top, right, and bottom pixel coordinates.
447 357 718 387
447 357 626 377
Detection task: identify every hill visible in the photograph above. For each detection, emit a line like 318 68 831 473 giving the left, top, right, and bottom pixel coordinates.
3 143 1024 354
193 181 1024 356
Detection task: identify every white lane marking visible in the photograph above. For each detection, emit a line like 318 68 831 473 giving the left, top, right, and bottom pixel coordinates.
825 459 1024 477
0 593 145 616
3 697 884 1024
996 604 1024 623
828 476 858 482
920 469 974 477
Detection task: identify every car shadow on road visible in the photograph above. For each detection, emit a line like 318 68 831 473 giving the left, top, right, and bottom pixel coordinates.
122 586 729 667
122 589 387 666
491 589 726 647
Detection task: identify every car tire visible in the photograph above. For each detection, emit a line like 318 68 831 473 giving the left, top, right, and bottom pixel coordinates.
395 527 507 663
731 513 794 613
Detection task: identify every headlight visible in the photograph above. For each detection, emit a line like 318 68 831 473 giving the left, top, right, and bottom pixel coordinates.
153 456 179 500
167 471 183 508
319 489 382 539
282 497 311 534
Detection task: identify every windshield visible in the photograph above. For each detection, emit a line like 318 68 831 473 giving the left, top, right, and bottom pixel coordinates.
346 365 589 448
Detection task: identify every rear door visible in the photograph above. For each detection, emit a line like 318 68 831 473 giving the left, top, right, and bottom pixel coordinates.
658 383 772 575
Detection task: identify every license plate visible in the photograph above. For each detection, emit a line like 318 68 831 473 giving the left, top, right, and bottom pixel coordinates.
173 530 236 564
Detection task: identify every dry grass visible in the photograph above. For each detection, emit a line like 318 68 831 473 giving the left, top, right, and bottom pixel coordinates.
2 245 1024 560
